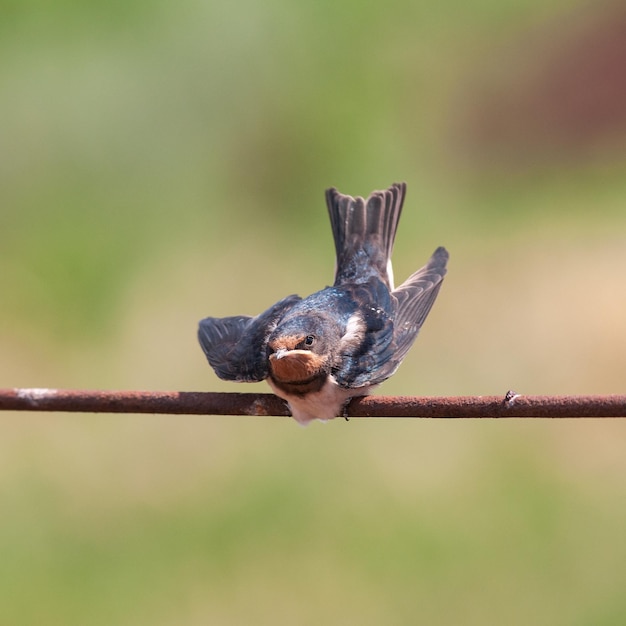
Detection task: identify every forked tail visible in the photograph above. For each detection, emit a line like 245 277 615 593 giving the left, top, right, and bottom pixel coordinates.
325 182 406 288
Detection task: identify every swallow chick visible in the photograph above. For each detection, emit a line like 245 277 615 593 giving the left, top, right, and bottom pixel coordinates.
198 182 448 424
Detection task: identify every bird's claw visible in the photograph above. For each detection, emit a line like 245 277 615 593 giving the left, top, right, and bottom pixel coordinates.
342 400 351 421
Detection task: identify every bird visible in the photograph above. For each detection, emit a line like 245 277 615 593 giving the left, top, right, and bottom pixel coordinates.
198 182 448 424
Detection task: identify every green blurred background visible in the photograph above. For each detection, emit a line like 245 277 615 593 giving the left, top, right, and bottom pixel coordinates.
2 1 626 624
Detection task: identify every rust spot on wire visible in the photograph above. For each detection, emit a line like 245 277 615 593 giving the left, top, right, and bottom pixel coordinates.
1 388 625 418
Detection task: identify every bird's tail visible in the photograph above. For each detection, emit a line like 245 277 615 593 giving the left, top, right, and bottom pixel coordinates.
325 182 406 288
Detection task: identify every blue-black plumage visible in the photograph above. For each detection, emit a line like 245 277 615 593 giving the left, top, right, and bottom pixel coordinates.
198 182 448 424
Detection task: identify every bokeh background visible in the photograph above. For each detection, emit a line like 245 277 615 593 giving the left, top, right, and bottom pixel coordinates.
2 1 626 624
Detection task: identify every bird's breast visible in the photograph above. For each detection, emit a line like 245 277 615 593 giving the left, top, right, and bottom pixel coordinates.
268 350 328 390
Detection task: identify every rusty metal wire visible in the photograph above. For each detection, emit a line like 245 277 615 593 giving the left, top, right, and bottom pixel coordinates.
1 388 625 417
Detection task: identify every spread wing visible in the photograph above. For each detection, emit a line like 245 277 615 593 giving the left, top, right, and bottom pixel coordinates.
389 246 448 367
332 279 397 389
198 294 301 382
333 247 448 388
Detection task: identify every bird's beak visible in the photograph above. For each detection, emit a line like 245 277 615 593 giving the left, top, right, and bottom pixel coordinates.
271 348 288 360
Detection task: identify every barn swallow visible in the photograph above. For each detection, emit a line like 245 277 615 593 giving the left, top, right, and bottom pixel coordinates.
198 182 448 424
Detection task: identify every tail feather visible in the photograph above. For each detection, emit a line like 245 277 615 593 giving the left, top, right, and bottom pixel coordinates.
325 182 406 288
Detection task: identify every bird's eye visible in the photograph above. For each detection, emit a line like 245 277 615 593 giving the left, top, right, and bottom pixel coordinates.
304 335 315 347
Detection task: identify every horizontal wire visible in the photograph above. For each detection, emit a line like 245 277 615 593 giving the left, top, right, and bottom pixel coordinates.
1 388 625 417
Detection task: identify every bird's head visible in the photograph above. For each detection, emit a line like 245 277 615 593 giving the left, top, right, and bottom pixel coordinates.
267 315 337 384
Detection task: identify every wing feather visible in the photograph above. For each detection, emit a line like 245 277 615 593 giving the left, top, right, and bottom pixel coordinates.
391 246 448 363
198 294 301 382
333 247 448 388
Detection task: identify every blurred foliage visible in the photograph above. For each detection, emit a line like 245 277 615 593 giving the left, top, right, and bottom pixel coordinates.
1 0 626 624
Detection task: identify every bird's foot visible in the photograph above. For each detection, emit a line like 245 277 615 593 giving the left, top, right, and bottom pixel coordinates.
342 400 351 422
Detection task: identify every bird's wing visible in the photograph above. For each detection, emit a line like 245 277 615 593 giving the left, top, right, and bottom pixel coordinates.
390 246 448 365
198 294 301 382
332 279 398 389
334 248 448 388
